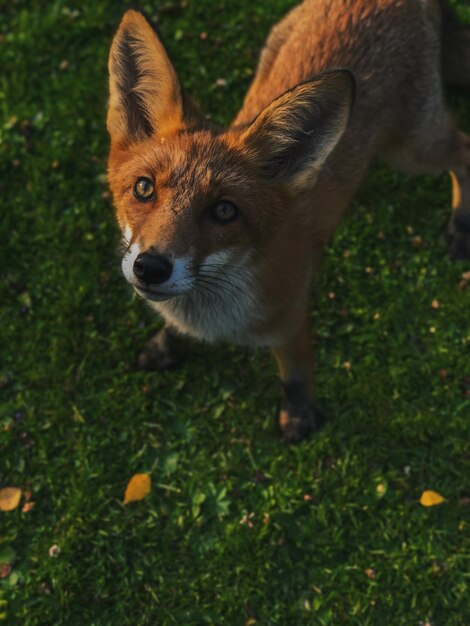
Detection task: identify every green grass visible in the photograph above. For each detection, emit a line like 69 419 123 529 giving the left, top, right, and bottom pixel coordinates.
1 1 470 624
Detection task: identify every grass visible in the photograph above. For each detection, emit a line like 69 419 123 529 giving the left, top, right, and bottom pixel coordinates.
1 0 470 624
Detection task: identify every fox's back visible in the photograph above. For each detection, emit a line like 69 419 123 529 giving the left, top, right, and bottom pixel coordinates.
235 0 442 148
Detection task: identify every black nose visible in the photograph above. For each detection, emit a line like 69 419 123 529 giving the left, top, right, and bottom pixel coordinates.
133 253 173 284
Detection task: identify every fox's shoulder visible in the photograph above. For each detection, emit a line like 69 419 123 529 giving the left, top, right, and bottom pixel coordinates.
234 0 440 126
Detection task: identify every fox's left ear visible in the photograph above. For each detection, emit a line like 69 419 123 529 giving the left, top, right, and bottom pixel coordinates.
241 70 355 192
108 10 184 144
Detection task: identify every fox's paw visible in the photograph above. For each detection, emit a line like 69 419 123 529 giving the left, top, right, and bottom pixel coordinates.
137 330 181 371
278 402 325 444
446 212 470 260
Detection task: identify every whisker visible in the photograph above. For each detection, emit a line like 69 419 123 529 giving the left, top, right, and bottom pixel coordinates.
197 272 245 291
197 263 250 278
192 278 221 299
197 267 255 289
196 274 259 309
120 238 131 254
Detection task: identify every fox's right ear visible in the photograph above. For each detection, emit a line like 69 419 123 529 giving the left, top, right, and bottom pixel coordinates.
107 10 184 144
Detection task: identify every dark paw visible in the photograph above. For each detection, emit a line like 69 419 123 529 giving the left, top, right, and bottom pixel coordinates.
278 403 325 444
446 214 470 260
137 333 181 371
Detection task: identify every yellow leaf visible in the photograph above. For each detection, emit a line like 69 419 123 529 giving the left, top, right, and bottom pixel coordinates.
123 473 151 504
420 490 445 507
0 487 22 512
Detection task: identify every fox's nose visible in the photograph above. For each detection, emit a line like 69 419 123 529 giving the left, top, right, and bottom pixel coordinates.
133 253 173 284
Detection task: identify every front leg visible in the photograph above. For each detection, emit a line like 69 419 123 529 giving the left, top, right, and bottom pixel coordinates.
137 324 186 371
272 319 324 443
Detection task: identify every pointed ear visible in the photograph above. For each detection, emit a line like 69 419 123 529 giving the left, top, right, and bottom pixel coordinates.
107 10 185 144
240 70 355 192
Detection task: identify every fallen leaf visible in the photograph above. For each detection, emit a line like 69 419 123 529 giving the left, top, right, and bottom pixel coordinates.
22 501 35 513
123 473 151 504
0 487 22 512
48 544 61 558
420 490 445 507
458 271 470 290
0 564 12 579
438 369 448 382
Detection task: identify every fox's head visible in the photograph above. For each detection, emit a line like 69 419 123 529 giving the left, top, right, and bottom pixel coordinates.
107 11 354 316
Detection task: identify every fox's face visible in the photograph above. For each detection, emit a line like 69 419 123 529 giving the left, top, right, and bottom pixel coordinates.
107 11 353 340
109 129 285 303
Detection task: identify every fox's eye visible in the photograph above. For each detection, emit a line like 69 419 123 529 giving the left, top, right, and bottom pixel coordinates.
211 200 238 223
134 177 155 201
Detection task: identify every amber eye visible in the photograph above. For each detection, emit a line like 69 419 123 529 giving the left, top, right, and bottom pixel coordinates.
211 200 238 223
134 177 155 201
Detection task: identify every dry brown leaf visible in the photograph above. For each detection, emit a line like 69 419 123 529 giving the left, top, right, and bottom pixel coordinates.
420 490 445 507
123 473 151 504
22 501 35 513
364 567 376 579
0 487 22 512
48 544 61 558
459 271 470 290
438 369 448 382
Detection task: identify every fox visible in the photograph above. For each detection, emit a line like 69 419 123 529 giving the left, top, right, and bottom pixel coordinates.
107 0 470 443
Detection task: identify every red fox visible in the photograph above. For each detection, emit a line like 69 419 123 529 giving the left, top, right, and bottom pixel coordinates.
107 0 470 442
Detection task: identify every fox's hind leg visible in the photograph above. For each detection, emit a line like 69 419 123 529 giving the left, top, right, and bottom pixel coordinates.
384 106 470 259
446 133 470 259
137 324 185 371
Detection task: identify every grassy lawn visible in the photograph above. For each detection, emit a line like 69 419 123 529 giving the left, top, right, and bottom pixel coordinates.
1 1 470 624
